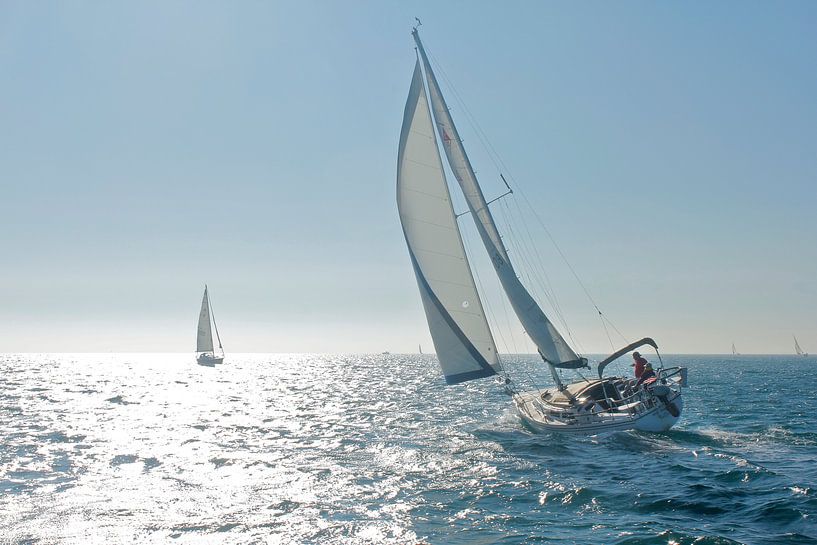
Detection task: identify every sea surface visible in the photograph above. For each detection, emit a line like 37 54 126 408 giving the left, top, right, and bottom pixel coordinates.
1 353 815 545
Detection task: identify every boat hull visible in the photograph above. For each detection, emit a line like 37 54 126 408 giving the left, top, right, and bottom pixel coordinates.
196 354 224 366
516 392 682 434
512 371 686 434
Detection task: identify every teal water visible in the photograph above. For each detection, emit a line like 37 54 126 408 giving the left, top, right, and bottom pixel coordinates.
1 354 815 544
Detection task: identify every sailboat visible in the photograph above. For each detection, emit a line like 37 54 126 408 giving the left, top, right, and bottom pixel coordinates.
794 335 808 357
196 285 224 366
732 342 739 356
397 27 687 433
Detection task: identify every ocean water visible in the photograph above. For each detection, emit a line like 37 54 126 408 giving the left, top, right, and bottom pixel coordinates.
1 353 815 545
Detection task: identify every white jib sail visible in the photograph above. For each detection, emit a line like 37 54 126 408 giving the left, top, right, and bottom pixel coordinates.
795 336 803 355
398 60 499 385
197 287 214 353
413 30 582 368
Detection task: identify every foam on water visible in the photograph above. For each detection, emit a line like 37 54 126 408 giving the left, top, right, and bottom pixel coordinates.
1 353 816 544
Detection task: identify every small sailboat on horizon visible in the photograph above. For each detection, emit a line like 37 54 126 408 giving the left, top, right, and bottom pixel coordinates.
196 285 224 366
732 342 739 356
397 26 687 433
794 335 808 357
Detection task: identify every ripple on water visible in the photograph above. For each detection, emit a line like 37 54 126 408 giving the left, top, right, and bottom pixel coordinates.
1 353 817 544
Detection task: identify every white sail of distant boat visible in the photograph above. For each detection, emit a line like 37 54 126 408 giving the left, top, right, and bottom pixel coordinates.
196 285 224 365
397 26 687 433
732 342 739 356
794 335 808 357
419 344 423 355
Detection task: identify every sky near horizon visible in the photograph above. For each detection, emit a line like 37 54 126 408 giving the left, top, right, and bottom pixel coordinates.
1 1 815 354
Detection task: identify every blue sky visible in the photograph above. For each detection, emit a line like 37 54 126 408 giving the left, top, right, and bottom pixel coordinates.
1 1 815 353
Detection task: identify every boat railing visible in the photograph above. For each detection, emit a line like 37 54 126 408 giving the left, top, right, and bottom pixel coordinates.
658 366 688 387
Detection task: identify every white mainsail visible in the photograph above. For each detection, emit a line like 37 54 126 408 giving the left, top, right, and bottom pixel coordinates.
196 286 214 353
412 29 584 369
398 60 500 384
732 342 737 355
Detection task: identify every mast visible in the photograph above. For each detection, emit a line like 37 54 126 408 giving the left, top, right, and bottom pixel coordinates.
411 29 586 389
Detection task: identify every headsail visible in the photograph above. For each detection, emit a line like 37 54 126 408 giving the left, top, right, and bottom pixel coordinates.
412 29 584 369
209 289 223 351
794 336 804 356
398 60 499 385
196 286 214 353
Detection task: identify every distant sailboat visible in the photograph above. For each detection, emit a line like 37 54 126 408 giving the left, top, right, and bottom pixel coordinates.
732 343 739 356
419 344 423 355
397 26 687 433
196 285 224 365
794 336 808 357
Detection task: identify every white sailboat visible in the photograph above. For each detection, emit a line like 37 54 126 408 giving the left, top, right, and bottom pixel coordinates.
196 285 224 366
397 27 687 433
794 335 808 357
732 342 739 356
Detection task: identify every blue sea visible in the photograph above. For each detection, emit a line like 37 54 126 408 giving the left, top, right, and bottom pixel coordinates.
1 353 815 544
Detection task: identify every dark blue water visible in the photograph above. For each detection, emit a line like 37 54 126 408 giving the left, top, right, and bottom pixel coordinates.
1 354 815 544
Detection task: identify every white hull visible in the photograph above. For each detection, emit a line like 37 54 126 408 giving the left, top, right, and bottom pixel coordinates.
516 392 683 434
512 368 687 434
196 353 224 366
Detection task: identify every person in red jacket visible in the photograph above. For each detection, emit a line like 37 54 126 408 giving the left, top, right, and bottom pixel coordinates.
632 351 648 379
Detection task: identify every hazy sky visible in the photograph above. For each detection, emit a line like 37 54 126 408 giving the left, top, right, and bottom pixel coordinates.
2 1 815 354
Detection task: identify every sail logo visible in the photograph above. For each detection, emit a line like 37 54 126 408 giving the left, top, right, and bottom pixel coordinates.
439 124 452 144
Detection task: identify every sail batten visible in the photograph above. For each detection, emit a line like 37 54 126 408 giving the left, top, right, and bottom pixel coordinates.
412 29 583 369
398 60 499 384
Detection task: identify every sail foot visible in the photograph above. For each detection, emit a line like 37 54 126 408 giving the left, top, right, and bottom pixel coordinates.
551 358 590 370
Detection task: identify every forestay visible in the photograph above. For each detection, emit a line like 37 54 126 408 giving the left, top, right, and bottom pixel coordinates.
197 287 214 353
397 60 499 385
412 30 585 369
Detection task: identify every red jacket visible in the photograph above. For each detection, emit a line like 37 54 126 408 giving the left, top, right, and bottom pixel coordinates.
633 355 648 378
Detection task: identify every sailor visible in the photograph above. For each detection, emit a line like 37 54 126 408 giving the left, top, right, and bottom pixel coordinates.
632 351 648 379
637 362 657 386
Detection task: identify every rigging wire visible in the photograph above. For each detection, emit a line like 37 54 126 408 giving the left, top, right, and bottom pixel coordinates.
426 47 630 351
428 49 589 356
600 310 617 352
457 190 544 393
425 47 583 351
448 177 546 393
500 197 586 355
